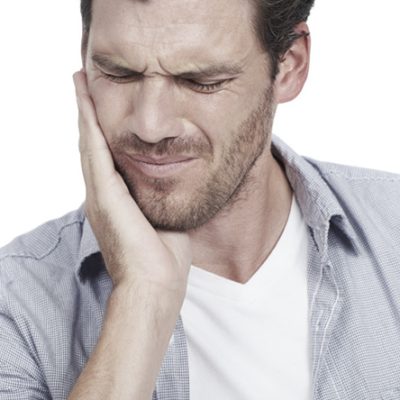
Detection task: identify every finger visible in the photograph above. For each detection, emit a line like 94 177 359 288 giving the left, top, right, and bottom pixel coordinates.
73 71 118 193
73 71 110 155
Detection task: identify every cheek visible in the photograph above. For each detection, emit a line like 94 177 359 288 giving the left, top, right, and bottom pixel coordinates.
188 91 258 147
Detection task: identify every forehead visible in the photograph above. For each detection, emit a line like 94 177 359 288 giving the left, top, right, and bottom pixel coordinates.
89 0 260 72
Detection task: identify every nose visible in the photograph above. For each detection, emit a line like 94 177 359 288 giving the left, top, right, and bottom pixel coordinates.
126 77 183 144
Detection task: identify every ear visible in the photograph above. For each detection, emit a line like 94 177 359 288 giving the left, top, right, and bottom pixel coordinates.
274 22 311 104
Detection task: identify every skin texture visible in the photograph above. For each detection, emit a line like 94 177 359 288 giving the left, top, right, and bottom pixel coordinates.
69 1 310 398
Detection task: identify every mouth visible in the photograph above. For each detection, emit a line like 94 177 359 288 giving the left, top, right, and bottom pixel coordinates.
126 154 198 178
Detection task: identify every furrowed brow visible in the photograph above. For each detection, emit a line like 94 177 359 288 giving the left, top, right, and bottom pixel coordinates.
91 54 144 76
91 54 243 80
176 64 244 81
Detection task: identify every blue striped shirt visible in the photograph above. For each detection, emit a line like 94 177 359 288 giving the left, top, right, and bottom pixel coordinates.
1 135 400 399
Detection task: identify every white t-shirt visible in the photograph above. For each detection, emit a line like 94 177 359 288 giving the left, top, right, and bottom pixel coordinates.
180 196 311 399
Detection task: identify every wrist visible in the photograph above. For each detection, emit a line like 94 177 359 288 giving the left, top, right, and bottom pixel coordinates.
111 278 186 312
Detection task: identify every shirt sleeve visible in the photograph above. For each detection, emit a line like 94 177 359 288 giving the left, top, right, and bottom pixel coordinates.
0 296 50 399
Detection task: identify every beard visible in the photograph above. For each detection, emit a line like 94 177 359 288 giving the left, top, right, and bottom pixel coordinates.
110 86 275 231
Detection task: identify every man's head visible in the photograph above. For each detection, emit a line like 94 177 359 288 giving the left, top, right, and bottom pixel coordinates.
81 0 314 80
79 0 312 231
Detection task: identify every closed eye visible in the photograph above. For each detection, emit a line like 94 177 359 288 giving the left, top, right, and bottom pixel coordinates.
179 78 232 94
99 69 232 93
92 53 241 93
99 70 142 83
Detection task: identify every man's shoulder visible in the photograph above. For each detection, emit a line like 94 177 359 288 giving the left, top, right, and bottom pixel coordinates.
273 136 400 212
0 207 85 280
305 157 400 225
307 157 400 184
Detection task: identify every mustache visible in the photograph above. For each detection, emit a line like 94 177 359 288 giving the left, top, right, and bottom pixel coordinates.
110 131 212 158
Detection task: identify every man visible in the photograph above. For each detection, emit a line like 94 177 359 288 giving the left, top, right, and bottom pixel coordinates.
1 0 400 399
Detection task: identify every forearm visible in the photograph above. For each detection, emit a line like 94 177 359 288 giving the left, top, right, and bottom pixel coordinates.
68 281 184 400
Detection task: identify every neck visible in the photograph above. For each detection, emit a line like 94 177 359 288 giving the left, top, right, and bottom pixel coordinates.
188 146 293 284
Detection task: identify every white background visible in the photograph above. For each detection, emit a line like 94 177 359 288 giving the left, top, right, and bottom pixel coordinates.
1 0 399 246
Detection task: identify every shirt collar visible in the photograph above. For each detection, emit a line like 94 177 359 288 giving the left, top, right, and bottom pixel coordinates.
76 135 359 281
271 135 359 257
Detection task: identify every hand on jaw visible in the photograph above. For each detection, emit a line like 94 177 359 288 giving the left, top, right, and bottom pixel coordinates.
73 70 192 297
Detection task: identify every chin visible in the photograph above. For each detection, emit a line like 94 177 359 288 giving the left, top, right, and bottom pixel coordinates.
133 190 219 232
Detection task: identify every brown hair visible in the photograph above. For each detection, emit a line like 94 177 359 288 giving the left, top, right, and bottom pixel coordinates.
80 0 314 79
250 0 314 77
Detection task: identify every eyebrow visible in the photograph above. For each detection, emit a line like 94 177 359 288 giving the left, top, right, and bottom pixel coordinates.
91 54 243 80
177 64 243 80
92 54 144 76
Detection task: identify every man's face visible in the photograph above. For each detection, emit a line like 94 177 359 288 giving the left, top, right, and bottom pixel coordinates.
85 0 276 231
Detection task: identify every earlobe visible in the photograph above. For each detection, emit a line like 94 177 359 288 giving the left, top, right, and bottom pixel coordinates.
274 22 311 104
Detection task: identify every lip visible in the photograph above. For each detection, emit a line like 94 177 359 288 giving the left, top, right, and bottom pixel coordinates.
126 154 198 178
131 154 195 165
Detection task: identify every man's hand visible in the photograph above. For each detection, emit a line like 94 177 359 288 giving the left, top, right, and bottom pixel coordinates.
68 71 192 399
73 70 192 294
